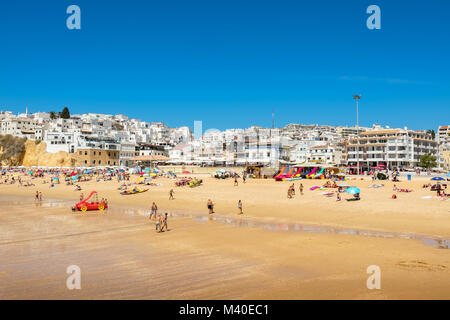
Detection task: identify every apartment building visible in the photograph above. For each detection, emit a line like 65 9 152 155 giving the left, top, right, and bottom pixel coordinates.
437 125 450 169
74 137 120 167
307 144 343 165
347 126 438 170
0 117 42 140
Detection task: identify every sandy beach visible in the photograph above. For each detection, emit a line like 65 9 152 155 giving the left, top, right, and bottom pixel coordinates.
1 173 449 299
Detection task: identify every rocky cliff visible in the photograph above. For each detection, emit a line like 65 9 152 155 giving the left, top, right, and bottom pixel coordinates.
21 140 76 167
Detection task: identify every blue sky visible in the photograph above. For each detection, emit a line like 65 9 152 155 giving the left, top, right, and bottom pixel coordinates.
0 0 449 131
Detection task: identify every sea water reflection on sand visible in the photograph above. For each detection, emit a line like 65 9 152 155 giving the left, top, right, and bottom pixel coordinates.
0 195 448 249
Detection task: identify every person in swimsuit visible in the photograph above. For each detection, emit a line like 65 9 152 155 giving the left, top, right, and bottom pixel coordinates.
160 213 168 232
149 202 157 220
238 200 243 214
155 215 162 232
207 199 214 214
169 189 174 200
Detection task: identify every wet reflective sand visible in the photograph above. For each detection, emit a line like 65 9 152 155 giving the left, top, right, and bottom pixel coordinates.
1 195 450 299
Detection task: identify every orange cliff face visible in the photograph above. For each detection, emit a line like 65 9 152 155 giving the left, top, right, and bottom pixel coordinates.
21 140 76 167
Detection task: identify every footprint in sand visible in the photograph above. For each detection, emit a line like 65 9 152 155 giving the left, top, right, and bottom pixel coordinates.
397 260 447 272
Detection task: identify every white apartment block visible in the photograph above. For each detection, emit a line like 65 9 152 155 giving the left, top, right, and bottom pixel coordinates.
437 125 450 169
347 126 438 170
0 117 42 140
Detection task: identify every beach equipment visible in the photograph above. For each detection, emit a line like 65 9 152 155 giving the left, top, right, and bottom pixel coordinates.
73 191 108 212
338 182 350 187
120 188 149 195
447 173 450 177
346 187 360 194
431 177 445 181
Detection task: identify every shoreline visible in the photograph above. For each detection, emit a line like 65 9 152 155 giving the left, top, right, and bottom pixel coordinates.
2 194 448 250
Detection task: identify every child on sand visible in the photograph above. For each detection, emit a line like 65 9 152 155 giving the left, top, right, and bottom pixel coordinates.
238 200 243 214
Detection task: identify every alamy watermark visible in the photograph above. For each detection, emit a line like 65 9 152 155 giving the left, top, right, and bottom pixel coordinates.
66 265 81 290
366 265 381 290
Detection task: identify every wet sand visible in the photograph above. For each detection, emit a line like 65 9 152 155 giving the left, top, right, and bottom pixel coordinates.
1 175 450 299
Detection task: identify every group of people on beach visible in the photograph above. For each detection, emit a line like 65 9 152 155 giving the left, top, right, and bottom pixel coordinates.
34 191 43 202
148 202 168 233
288 183 303 198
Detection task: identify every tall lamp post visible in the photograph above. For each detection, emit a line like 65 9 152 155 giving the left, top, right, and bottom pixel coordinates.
353 95 361 175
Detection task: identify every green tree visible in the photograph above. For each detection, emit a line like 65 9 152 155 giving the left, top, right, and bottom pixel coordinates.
418 153 437 169
49 111 58 119
60 107 70 119
426 129 436 139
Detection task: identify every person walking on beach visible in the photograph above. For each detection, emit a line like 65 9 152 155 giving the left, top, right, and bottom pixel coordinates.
149 202 158 220
35 191 39 202
169 189 175 200
238 200 243 214
207 199 214 214
155 214 162 232
336 191 341 201
39 192 43 201
287 187 292 199
160 213 168 232
234 177 238 186
299 184 304 195
242 175 246 184
291 183 295 196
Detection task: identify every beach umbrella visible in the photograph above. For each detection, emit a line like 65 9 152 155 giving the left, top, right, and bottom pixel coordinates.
446 173 450 177
431 177 445 181
346 187 360 194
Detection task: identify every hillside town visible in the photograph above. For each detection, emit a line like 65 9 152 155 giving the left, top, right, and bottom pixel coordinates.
0 108 448 171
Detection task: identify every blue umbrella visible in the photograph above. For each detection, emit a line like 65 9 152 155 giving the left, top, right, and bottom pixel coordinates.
447 173 450 177
346 187 360 194
431 177 445 181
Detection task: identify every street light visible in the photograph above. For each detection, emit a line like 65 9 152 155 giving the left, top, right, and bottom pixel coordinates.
353 95 361 175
